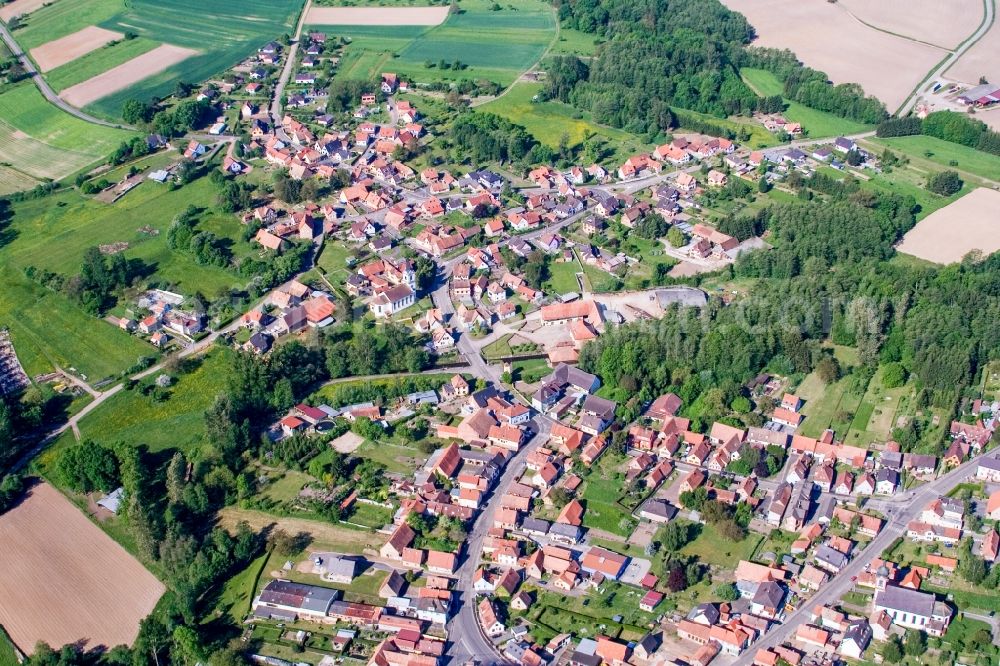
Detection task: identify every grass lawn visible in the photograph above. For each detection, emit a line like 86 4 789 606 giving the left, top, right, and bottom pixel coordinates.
0 82 135 182
679 522 763 569
48 350 231 464
354 440 424 475
740 69 872 138
482 334 514 360
316 0 556 87
860 162 973 220
44 37 162 92
208 551 268 626
262 470 314 503
532 582 657 640
346 502 393 529
4 176 254 299
580 453 634 537
867 135 1000 183
512 358 549 383
543 259 582 294
479 82 650 154
843 365 914 446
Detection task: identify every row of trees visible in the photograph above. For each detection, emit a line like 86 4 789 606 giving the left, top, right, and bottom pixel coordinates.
877 110 1000 157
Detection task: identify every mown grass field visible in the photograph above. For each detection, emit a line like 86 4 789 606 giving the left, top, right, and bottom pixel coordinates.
71 350 231 455
0 82 134 181
740 68 872 138
0 166 39 195
313 0 556 86
866 134 1000 182
44 37 161 92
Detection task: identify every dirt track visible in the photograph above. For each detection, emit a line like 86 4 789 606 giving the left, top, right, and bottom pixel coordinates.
0 483 164 654
306 6 449 25
30 26 123 73
60 44 197 107
896 188 1000 263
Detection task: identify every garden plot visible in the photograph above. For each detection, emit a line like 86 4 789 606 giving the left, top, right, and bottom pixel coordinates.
896 188 1000 264
0 483 164 655
30 26 123 72
60 43 198 107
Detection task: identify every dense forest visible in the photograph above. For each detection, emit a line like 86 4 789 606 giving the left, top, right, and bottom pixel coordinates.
545 0 887 135
582 182 1000 448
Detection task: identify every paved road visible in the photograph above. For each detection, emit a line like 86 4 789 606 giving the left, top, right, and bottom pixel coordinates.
896 0 996 116
0 23 133 130
269 0 312 125
730 452 991 666
446 416 555 664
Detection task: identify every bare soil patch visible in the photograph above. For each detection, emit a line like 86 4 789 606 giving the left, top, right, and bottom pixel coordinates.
946 17 1000 86
0 0 51 21
0 482 164 654
896 188 1000 263
30 26 124 73
306 6 449 26
722 0 946 109
837 0 982 50
330 431 364 454
60 44 198 107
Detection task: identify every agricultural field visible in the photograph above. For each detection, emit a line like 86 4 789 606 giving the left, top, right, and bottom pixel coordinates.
0 82 134 182
61 44 199 108
44 37 163 93
896 188 1000 263
29 26 123 72
722 0 947 110
740 69 873 138
478 82 652 157
0 482 165 655
945 5 1000 86
836 0 983 50
865 134 1000 183
311 0 556 86
13 0 303 117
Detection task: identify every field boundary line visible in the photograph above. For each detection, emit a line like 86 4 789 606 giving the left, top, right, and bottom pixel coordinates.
470 2 560 108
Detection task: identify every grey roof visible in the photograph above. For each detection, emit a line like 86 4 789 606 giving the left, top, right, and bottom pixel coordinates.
843 619 872 647
258 580 339 613
687 603 720 625
814 544 849 570
521 517 550 534
96 487 124 514
545 363 600 393
904 453 937 470
654 286 707 308
570 651 602 666
978 455 1000 471
879 451 903 470
751 581 786 609
582 394 617 421
640 499 678 521
549 522 583 541
875 468 899 485
875 584 936 618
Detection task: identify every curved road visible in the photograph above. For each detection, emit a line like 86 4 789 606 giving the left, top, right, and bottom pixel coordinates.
896 0 996 116
0 23 134 130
